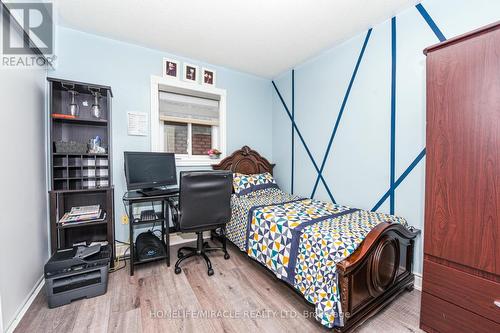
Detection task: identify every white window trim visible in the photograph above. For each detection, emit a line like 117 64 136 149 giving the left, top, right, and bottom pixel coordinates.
151 75 227 167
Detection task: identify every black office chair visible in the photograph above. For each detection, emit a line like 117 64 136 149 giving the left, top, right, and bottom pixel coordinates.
169 170 232 276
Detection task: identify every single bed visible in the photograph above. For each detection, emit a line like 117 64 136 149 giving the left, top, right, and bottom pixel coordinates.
212 146 420 332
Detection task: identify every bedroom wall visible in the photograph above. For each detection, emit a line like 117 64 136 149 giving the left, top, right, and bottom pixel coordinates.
271 0 500 275
0 12 48 331
50 27 273 242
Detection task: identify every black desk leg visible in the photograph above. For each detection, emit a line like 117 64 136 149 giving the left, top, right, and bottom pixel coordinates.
164 200 170 267
129 202 134 276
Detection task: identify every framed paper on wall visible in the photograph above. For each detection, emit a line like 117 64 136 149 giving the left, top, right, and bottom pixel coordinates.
183 63 199 83
163 58 180 79
202 68 216 86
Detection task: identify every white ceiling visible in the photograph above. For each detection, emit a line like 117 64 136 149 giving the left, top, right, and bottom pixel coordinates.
54 0 420 78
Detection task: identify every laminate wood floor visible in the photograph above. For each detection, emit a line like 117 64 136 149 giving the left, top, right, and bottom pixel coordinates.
15 243 423 333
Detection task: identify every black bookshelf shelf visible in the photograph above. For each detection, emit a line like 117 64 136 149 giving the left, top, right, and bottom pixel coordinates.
52 117 108 126
54 165 108 169
50 187 111 194
54 176 109 180
53 153 108 157
57 219 109 229
48 77 115 266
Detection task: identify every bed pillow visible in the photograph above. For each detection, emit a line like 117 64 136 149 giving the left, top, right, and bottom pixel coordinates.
232 172 279 196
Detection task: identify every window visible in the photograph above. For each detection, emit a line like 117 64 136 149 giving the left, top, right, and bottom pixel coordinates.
151 77 226 166
164 121 188 154
159 91 219 157
163 121 214 156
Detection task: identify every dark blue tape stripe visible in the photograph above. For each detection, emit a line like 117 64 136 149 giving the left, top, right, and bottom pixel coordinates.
390 17 397 215
291 69 295 194
245 198 308 251
286 208 359 284
371 148 426 211
272 81 337 204
310 28 373 199
416 3 446 42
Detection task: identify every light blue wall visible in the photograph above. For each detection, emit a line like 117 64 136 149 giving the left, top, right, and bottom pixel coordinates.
51 27 273 241
271 0 500 274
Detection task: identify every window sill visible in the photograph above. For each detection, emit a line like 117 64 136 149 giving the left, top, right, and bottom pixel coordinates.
175 158 222 167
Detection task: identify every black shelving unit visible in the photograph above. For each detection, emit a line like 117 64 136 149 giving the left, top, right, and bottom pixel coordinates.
49 188 115 260
47 78 115 264
122 191 178 276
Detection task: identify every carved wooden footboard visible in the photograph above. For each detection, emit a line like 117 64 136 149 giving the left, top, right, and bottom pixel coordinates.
213 146 420 332
335 222 419 332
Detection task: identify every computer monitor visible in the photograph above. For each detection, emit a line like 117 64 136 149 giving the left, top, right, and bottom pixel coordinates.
124 152 177 192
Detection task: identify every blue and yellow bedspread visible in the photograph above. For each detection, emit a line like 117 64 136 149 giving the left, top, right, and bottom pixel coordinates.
227 188 408 328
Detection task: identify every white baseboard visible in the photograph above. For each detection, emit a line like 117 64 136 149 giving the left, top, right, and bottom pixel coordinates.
115 242 129 258
5 276 45 333
169 231 211 246
414 272 422 291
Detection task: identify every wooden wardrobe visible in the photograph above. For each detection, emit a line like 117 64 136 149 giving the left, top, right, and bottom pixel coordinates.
420 22 500 332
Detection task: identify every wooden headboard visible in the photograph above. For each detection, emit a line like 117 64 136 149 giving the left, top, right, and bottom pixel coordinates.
212 146 275 175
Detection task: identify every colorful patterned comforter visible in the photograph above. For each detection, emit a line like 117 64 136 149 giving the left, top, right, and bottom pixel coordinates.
227 188 408 328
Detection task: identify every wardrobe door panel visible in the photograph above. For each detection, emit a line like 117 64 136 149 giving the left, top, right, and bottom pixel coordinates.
424 28 500 275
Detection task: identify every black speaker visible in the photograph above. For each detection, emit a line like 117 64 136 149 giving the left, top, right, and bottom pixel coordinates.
135 231 165 261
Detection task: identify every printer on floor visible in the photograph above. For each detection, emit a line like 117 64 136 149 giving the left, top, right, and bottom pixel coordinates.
44 244 111 308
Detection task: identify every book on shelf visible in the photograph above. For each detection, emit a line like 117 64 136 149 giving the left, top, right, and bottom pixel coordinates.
69 205 100 216
59 210 106 225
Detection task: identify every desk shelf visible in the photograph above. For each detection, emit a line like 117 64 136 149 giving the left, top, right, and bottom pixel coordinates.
134 254 168 265
133 217 167 226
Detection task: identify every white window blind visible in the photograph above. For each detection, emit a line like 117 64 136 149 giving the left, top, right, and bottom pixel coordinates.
159 91 220 126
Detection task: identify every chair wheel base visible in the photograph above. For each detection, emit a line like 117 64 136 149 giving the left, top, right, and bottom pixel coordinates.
224 253 230 260
207 268 214 276
175 267 182 274
177 252 184 259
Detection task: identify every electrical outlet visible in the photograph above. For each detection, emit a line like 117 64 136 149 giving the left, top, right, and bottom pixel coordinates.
121 214 129 224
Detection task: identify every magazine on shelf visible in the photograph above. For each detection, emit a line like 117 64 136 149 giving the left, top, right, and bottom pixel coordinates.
68 205 100 216
59 210 106 225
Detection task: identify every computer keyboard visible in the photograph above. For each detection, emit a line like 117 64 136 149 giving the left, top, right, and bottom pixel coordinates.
140 187 179 197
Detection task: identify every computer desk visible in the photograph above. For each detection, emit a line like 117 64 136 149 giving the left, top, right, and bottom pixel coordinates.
122 189 179 276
